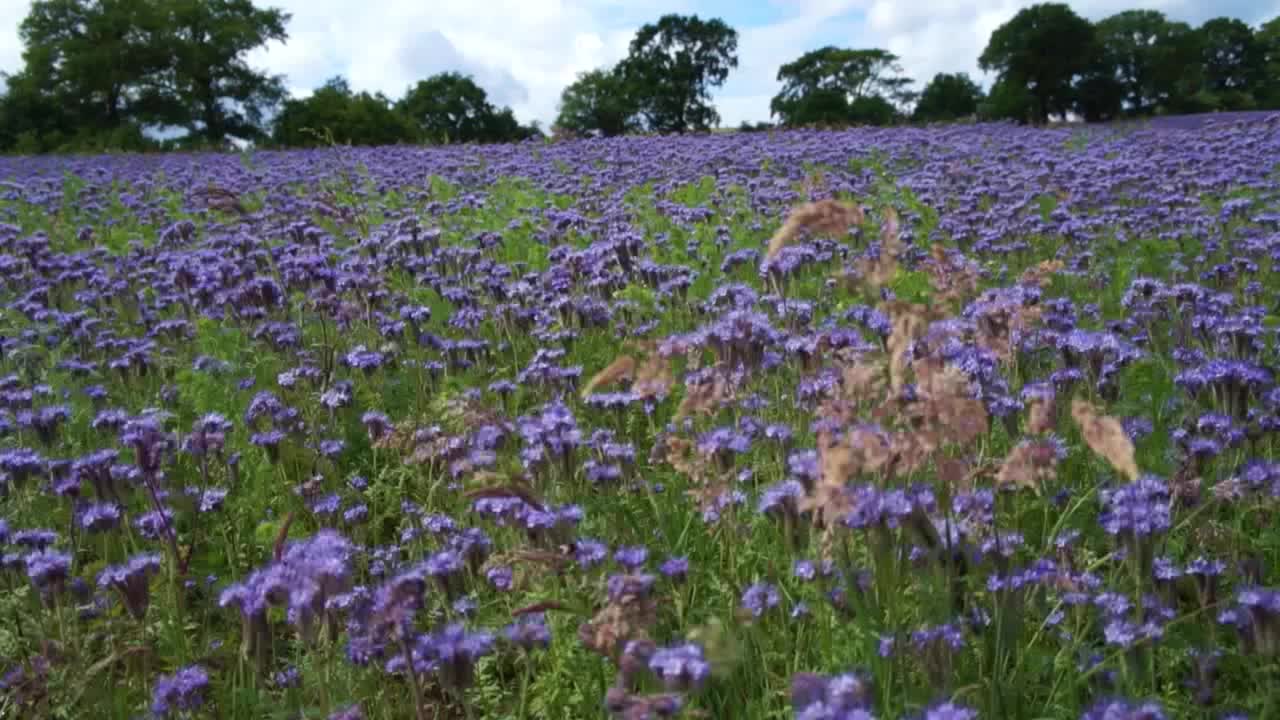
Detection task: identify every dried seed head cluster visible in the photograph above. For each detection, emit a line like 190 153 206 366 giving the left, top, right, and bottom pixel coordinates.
578 575 660 660
852 206 902 290
765 199 865 261
1071 398 1141 481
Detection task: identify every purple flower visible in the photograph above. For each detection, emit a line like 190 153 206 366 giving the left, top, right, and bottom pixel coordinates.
12 528 58 549
134 508 175 541
1079 698 1167 720
344 345 386 374
614 545 649 570
98 553 162 619
793 560 817 582
150 664 210 717
741 582 780 618
486 565 514 591
25 548 72 592
319 439 346 458
921 702 978 720
790 669 874 717
648 642 711 692
425 549 465 598
422 623 496 689
328 705 364 720
273 666 301 689
185 413 232 457
659 556 689 582
843 484 913 530
575 539 608 569
195 488 228 513
343 504 369 525
1099 476 1171 538
362 411 392 441
504 614 552 651
77 502 122 533
758 479 804 517
0 447 45 485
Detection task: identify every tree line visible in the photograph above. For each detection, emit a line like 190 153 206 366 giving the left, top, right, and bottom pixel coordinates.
0 1 1277 153
556 4 1280 135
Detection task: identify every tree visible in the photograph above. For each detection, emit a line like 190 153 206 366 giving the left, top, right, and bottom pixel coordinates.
397 72 524 144
1093 10 1187 114
618 14 738 133
1259 17 1280 107
979 3 1097 123
979 75 1036 122
272 76 416 147
770 47 912 127
1149 21 1214 114
1197 17 1263 109
555 68 640 137
154 0 290 145
848 95 898 126
4 0 289 152
16 0 170 134
1074 59 1125 122
484 107 544 143
913 72 984 122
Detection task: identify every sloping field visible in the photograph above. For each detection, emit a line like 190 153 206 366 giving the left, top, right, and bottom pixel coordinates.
2 117 1280 719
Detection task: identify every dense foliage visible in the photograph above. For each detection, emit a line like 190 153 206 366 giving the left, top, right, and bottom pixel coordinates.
0 0 289 152
1 112 1280 719
912 74 985 123
2 2 1280 149
769 48 914 128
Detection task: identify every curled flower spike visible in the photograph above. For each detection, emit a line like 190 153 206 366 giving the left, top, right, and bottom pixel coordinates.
98 553 162 620
150 665 210 717
648 642 711 692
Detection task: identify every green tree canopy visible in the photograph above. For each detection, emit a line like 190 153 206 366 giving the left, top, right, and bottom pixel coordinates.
618 14 738 133
396 72 531 144
15 0 170 134
2 0 287 152
979 3 1097 123
1258 16 1280 107
1093 10 1189 114
155 0 290 145
912 72 984 122
554 68 640 137
1197 17 1264 109
770 47 912 127
271 76 417 147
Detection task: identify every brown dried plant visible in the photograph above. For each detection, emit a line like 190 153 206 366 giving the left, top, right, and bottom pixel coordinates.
922 244 981 306
884 302 931 394
464 480 546 512
842 362 888 406
578 577 659 660
1019 259 1065 288
995 440 1060 494
1070 398 1140 481
1027 391 1057 435
676 366 736 419
765 199 865 261
192 186 248 216
581 355 637 398
852 206 902 290
580 339 673 401
633 349 674 401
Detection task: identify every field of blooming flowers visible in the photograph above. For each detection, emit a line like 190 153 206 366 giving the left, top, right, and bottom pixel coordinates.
3 114 1280 720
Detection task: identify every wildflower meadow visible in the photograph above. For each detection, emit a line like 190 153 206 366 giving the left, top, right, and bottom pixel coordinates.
3 115 1280 720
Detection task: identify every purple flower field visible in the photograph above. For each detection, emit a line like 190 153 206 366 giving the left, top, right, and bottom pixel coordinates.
2 115 1280 719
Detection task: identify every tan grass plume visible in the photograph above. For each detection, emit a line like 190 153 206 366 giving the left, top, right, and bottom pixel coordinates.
765 199 865 262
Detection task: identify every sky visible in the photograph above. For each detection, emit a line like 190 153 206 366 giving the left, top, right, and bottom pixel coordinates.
1 0 1277 129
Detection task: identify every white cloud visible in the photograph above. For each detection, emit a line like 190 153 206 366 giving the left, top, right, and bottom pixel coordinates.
1 0 1277 129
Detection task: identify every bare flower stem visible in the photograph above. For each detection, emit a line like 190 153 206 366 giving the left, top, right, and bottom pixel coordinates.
401 637 428 720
